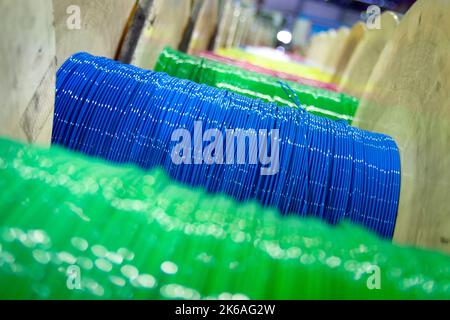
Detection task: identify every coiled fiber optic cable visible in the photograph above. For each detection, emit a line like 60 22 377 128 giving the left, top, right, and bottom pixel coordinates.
52 53 400 239
198 51 339 91
155 48 358 123
0 137 448 299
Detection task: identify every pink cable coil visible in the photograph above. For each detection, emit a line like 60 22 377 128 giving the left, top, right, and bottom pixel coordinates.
198 51 338 92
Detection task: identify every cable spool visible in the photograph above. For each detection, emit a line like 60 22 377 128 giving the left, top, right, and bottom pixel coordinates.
52 52 401 239
154 48 358 123
198 51 339 92
0 137 449 299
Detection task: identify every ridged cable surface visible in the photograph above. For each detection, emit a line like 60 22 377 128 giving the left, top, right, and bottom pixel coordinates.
155 48 358 123
52 52 400 238
0 137 448 299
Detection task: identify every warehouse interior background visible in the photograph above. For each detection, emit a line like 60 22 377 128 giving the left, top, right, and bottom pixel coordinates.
0 0 449 301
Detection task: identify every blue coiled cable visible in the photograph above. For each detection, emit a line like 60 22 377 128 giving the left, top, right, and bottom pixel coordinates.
52 52 401 239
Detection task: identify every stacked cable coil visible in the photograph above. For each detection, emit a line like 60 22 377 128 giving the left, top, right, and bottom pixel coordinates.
52 52 400 239
0 138 448 299
155 48 358 123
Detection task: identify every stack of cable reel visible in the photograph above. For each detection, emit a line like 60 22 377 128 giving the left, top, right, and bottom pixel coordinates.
1 0 449 303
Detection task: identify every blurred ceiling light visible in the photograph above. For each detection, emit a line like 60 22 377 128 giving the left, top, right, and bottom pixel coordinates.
276 30 292 44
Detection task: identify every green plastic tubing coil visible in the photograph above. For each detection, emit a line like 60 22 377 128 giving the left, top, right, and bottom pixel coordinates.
0 137 449 299
154 48 359 124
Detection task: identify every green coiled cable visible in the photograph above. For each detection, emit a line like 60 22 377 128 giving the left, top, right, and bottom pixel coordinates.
0 137 449 299
154 48 359 124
